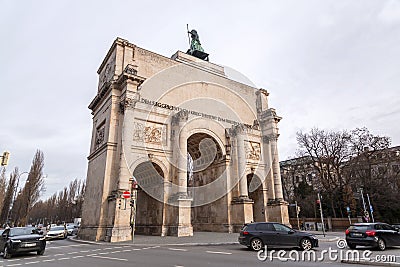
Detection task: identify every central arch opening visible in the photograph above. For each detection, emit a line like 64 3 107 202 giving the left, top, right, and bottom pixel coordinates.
133 161 164 235
187 132 228 232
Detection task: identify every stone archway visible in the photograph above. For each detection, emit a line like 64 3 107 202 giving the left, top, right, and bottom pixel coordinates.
133 161 164 235
187 132 228 232
247 173 265 222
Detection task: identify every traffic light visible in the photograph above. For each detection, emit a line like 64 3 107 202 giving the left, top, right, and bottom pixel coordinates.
1 151 10 166
130 200 135 207
118 199 122 209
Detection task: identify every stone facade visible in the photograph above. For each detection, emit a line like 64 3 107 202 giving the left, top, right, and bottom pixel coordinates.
79 37 289 242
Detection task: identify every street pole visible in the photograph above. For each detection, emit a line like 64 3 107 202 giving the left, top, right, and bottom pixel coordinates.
295 201 300 230
360 188 369 222
317 193 326 237
366 193 375 223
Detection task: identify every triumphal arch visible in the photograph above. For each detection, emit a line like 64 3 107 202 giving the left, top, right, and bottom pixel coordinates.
79 37 289 242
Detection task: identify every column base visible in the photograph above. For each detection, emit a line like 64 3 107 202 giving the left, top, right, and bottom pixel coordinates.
230 197 254 231
267 199 290 226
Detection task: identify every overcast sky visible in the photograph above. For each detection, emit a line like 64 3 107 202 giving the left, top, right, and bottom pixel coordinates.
1 0 399 199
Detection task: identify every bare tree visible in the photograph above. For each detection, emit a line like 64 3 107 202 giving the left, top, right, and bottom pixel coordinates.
296 128 352 217
0 168 7 213
0 168 19 225
14 150 45 225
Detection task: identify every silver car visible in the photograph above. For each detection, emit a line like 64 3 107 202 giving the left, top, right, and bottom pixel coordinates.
45 225 67 240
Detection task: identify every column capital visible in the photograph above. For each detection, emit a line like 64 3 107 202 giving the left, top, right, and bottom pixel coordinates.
262 133 279 143
119 93 140 113
172 110 189 125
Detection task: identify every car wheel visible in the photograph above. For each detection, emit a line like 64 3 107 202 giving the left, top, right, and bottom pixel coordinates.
37 249 45 256
250 238 264 251
300 238 312 251
347 243 356 249
376 238 386 251
3 246 11 259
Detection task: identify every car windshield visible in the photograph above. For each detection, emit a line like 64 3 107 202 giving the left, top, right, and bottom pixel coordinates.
67 225 75 229
349 225 370 231
50 226 65 231
9 227 35 236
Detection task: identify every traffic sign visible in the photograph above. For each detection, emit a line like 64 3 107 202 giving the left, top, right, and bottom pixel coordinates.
122 191 131 199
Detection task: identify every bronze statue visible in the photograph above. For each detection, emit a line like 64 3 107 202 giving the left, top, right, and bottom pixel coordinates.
186 26 209 61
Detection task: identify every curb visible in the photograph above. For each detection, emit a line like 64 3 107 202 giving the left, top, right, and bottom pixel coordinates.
341 260 400 266
68 237 239 247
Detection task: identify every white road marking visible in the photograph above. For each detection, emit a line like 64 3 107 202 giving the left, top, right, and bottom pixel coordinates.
57 257 70 260
6 264 22 266
122 249 131 252
104 247 113 250
47 244 89 249
99 252 110 255
168 248 188 251
110 250 122 253
68 251 79 254
113 246 122 249
132 248 141 250
24 262 39 265
89 255 128 261
91 248 102 251
80 250 90 253
6 259 20 262
123 245 130 248
206 251 232 255
53 253 65 256
72 255 85 259
43 259 55 262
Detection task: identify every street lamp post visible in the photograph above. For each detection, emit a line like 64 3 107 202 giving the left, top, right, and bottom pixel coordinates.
129 176 138 243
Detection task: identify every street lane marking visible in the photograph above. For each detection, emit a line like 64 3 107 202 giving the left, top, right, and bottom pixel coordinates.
58 257 70 260
80 250 90 252
91 248 102 251
104 247 113 250
110 250 122 253
168 248 188 251
53 253 65 256
24 262 40 265
47 244 90 249
132 248 141 250
72 255 84 259
6 259 20 262
6 264 21 266
89 255 128 261
123 245 130 248
99 252 110 255
206 251 232 255
43 259 55 262
68 251 79 254
123 249 132 252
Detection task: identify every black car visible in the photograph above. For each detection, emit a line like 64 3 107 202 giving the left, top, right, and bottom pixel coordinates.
238 222 319 251
345 222 400 251
0 227 46 258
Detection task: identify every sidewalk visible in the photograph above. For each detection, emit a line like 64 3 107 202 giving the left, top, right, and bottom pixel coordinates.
71 231 341 246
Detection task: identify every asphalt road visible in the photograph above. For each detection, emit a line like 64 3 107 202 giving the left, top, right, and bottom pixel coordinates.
0 237 398 267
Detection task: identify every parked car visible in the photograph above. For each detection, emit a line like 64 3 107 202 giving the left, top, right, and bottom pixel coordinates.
66 224 79 236
0 227 46 258
392 224 400 231
238 222 319 251
45 225 67 240
345 222 400 251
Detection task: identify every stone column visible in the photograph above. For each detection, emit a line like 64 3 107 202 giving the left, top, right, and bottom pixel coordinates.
236 126 249 199
170 110 193 236
269 134 284 200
